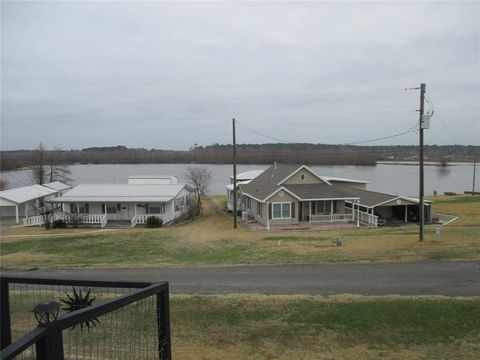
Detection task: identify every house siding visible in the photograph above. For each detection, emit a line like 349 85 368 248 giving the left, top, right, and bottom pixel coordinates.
283 169 323 185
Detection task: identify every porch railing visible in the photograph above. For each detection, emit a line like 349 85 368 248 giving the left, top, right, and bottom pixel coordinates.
309 213 351 223
346 207 378 227
131 214 165 227
22 215 44 227
23 212 108 227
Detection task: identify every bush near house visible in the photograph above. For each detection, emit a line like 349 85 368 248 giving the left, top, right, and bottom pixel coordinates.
52 219 66 229
146 216 163 228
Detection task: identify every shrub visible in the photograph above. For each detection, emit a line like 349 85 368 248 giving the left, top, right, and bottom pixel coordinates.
146 216 163 228
52 219 66 229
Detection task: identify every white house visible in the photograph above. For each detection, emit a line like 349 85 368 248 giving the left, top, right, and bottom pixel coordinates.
226 169 264 211
47 175 193 228
0 182 71 224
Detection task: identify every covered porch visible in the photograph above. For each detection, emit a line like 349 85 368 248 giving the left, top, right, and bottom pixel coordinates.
297 199 378 227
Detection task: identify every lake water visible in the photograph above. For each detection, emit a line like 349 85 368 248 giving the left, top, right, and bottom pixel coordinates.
1 163 477 196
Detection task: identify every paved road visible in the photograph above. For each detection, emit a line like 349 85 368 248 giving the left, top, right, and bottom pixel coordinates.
3 261 480 296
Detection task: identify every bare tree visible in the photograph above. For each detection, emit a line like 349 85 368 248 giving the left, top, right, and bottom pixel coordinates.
0 179 8 190
184 166 212 215
36 202 57 230
31 143 73 185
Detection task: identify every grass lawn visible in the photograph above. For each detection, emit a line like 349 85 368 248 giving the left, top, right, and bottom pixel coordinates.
172 295 480 359
0 195 479 269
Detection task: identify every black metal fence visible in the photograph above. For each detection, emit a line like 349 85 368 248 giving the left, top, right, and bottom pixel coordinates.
0 276 171 360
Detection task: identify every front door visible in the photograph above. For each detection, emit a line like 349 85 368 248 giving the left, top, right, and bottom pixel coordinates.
120 204 130 220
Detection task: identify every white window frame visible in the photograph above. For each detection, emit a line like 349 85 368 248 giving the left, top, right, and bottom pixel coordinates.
272 202 291 219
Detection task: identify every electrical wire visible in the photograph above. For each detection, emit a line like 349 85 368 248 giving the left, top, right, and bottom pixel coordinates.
425 92 459 144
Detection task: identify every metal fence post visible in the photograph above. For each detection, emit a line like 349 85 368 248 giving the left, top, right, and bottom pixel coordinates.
157 285 172 360
0 279 12 350
35 325 64 360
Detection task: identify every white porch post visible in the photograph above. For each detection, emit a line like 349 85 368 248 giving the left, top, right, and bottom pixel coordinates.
266 202 270 230
356 202 360 228
351 201 355 221
76 204 80 213
330 201 334 223
134 204 137 216
309 201 312 223
15 204 19 224
25 202 28 218
405 205 408 223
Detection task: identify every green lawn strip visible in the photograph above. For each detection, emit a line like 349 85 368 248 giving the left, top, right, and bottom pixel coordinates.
171 295 480 355
433 195 480 205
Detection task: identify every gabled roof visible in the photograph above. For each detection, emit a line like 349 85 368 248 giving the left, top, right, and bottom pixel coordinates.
51 183 190 203
240 163 301 201
276 165 330 185
43 181 71 191
0 184 58 204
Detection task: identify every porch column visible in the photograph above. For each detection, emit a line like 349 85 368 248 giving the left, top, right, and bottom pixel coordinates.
356 202 360 228
405 205 408 223
77 204 80 213
330 200 334 223
309 201 312 223
15 205 19 224
266 202 270 230
25 203 28 218
351 201 355 221
134 204 137 216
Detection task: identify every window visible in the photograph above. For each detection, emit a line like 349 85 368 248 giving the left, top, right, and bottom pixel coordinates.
272 203 291 219
301 174 305 180
149 203 165 214
257 202 263 217
312 200 331 215
107 206 117 214
175 197 185 211
245 196 251 210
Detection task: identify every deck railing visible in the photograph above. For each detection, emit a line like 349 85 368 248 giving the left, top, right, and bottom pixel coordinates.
0 276 171 360
23 212 108 227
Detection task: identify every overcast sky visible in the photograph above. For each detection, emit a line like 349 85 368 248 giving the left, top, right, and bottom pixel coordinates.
1 1 479 151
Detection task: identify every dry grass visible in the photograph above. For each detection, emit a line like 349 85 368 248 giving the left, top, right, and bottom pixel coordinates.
170 294 480 360
1 195 479 268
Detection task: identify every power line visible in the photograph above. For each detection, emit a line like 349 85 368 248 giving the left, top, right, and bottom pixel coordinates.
236 119 418 146
425 92 459 144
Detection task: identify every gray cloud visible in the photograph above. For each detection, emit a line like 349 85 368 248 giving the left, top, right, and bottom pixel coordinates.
1 1 479 150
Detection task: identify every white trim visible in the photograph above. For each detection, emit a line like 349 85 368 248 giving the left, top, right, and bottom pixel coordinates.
271 202 292 219
241 192 265 204
264 186 302 202
276 165 330 186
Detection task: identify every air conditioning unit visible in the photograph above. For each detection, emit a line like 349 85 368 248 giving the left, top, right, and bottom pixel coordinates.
242 211 249 220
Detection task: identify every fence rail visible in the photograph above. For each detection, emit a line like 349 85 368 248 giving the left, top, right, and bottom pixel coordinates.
0 276 171 360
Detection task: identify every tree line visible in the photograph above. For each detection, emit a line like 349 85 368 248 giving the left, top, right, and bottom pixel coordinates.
1 143 478 171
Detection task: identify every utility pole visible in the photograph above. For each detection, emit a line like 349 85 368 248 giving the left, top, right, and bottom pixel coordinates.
419 83 426 241
473 151 477 195
232 118 237 229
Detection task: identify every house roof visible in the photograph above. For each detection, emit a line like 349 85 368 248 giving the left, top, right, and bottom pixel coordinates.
339 187 430 207
321 176 369 184
0 184 58 205
240 164 302 201
42 181 71 191
283 184 359 200
51 183 190 203
230 170 265 181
